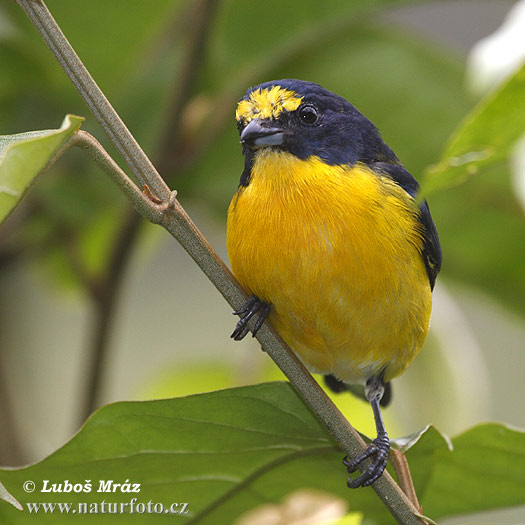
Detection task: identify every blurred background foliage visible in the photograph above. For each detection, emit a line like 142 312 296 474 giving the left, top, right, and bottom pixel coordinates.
0 0 524 522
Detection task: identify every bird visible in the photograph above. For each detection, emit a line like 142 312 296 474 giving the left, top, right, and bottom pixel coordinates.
226 79 442 488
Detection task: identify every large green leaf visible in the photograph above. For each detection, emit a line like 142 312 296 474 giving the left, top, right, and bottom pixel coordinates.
422 63 525 197
0 383 524 524
0 115 83 224
409 58 525 312
406 423 525 519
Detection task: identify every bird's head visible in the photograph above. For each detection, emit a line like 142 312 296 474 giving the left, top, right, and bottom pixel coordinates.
235 79 398 170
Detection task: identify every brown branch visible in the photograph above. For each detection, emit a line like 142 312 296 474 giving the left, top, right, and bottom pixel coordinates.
79 210 142 422
16 1 424 520
59 226 103 298
155 0 221 178
75 0 222 422
391 448 421 512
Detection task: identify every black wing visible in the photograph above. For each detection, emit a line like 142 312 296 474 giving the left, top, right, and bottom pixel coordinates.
372 162 442 290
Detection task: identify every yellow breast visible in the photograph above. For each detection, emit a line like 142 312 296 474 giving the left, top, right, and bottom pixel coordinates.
227 149 432 384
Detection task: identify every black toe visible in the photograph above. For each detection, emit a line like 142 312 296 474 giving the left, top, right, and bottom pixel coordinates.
344 432 390 488
231 295 270 340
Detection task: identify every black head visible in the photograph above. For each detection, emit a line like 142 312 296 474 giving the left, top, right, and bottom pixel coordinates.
235 79 399 170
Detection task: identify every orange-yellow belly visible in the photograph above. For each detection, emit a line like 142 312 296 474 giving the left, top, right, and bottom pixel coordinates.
227 150 432 384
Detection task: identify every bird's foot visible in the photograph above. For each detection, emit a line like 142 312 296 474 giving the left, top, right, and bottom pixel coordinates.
231 295 270 340
343 431 390 488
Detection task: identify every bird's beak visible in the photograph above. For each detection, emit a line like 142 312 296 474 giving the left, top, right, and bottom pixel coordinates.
240 119 284 148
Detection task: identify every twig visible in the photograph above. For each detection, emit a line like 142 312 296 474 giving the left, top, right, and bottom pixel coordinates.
78 0 218 420
73 132 161 224
14 0 169 200
83 212 142 419
155 0 220 178
72 129 422 524
16 1 424 522
72 0 219 420
73 133 158 420
391 448 421 511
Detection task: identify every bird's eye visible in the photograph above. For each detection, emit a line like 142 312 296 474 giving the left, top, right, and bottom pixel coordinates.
298 105 318 125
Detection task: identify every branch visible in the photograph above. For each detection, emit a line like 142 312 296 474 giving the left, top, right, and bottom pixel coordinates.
14 0 168 199
78 0 221 419
155 0 221 177
390 448 421 512
16 1 424 522
73 129 422 524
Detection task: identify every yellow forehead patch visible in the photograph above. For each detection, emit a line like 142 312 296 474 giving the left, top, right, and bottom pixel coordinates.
236 86 303 123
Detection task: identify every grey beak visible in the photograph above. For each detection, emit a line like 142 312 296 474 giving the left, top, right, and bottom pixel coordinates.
240 119 284 148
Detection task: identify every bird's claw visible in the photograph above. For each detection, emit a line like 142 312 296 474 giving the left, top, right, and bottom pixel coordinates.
231 295 270 340
343 431 390 488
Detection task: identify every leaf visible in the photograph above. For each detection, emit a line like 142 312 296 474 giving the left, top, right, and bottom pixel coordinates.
421 63 525 198
0 383 524 524
0 115 83 224
415 62 525 312
407 423 525 520
0 383 335 524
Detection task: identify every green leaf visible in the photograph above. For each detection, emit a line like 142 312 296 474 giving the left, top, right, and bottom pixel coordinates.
408 423 525 520
0 383 337 524
422 63 525 198
0 383 524 524
0 115 83 224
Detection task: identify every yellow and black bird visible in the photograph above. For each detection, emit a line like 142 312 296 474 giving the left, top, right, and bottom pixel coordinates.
227 79 441 488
